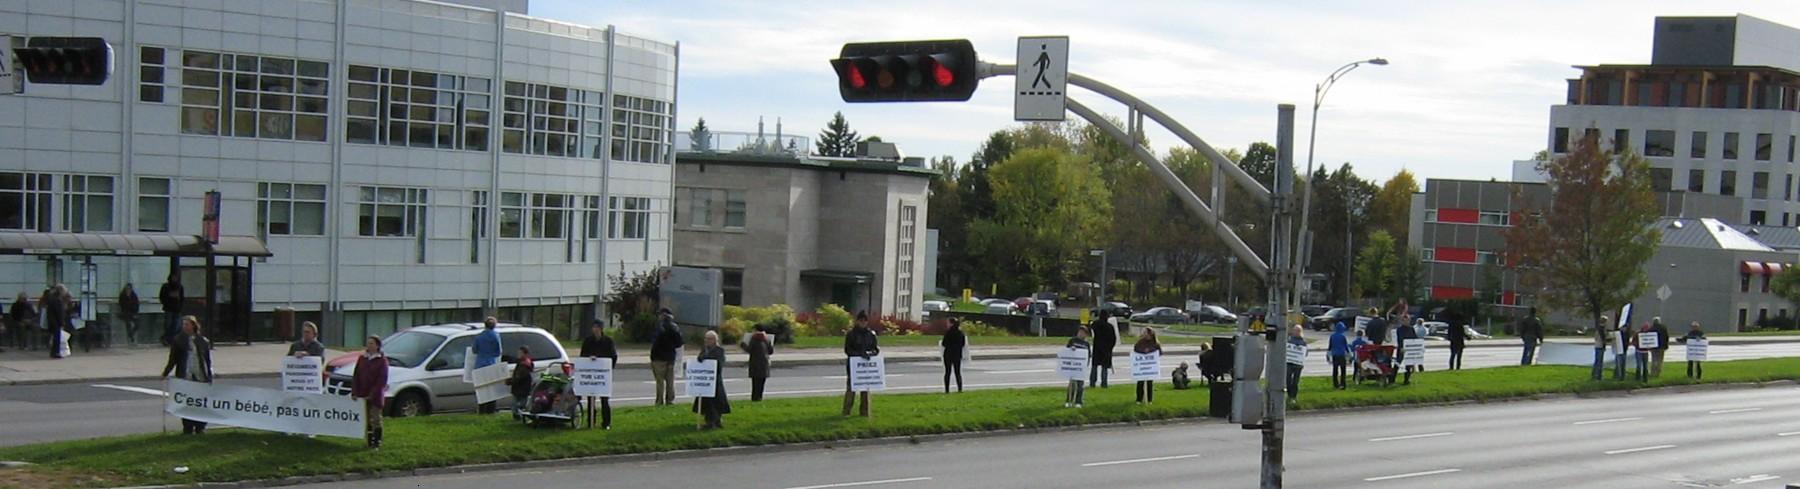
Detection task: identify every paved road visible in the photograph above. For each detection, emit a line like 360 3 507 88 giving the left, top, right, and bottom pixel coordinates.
3 342 1799 447
300 386 1800 489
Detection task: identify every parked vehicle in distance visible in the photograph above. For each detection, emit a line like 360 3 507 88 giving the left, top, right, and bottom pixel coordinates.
1012 297 1036 310
1091 301 1133 318
922 300 950 312
1427 322 1492 340
1309 307 1360 331
980 298 1013 307
1191 304 1239 324
1300 304 1334 318
326 322 569 417
984 302 1019 315
1131 306 1190 324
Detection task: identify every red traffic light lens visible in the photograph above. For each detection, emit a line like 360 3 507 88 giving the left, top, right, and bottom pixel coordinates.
932 61 954 87
846 64 867 89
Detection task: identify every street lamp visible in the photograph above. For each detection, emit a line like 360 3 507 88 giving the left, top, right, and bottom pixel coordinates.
1295 57 1387 307
1090 249 1108 310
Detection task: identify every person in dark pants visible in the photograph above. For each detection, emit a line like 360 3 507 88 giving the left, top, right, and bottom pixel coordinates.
118 284 141 346
842 312 879 417
506 345 535 418
580 321 617 428
1591 315 1610 381
8 292 34 351
44 285 68 359
158 276 184 346
1065 326 1090 408
1447 315 1468 371
1632 322 1651 382
1089 311 1116 388
1680 321 1706 379
1395 314 1421 384
1649 317 1671 377
1327 322 1350 390
694 331 731 429
161 316 213 434
649 309 684 406
941 318 966 393
1133 328 1162 404
1612 321 1630 381
1517 308 1543 365
351 335 389 449
741 325 774 401
1286 325 1306 402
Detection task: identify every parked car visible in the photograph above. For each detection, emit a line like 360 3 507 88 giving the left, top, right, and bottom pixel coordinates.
1191 304 1239 324
1131 306 1189 324
1309 307 1360 331
1427 322 1492 340
326 322 569 417
984 302 1019 315
1091 301 1133 318
922 300 950 312
1300 304 1334 318
980 298 1013 307
1012 297 1037 310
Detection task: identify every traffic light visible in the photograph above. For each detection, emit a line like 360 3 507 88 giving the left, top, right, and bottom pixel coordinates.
12 37 112 85
830 39 979 103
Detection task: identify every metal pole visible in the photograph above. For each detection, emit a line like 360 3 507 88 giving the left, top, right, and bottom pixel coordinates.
1263 104 1297 489
1227 256 1237 309
1099 251 1108 309
1346 204 1354 305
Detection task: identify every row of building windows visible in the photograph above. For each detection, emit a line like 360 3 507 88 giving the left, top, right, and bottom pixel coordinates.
139 46 672 162
1571 74 1800 111
1554 127 1797 163
1419 209 1509 227
673 187 746 229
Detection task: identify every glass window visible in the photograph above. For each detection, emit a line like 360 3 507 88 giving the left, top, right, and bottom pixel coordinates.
61 175 114 233
346 66 485 151
1649 168 1672 192
0 173 53 232
1690 131 1707 159
1756 133 1773 161
689 189 713 227
528 193 571 239
137 177 172 232
1478 211 1510 226
725 190 746 228
500 191 524 238
1752 172 1769 199
176 49 328 142
1688 169 1705 193
140 46 166 103
722 269 743 307
1643 130 1674 157
1720 170 1737 196
1613 129 1629 154
470 190 487 263
257 182 327 236
1750 210 1767 226
1724 132 1739 160
357 186 427 237
1552 127 1569 154
609 197 650 239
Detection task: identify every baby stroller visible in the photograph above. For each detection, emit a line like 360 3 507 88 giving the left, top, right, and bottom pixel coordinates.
518 361 583 428
1353 344 1397 386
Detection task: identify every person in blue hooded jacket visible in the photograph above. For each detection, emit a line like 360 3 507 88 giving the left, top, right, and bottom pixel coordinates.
1328 322 1350 390
473 316 502 413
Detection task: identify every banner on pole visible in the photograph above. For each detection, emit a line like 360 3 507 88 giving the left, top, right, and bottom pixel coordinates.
165 378 365 438
1056 347 1089 380
849 356 886 392
1686 339 1708 361
571 357 614 397
1402 339 1425 367
281 356 324 394
684 359 718 398
1130 351 1160 381
1285 342 1308 365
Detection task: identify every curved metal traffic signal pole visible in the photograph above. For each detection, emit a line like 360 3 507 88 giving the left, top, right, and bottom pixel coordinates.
979 62 1275 281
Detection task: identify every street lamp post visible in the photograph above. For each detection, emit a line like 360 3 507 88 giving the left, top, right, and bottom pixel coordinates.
1295 57 1387 307
1227 255 1238 309
1091 249 1108 311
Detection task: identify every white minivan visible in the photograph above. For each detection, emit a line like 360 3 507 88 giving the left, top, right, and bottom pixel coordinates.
326 322 569 417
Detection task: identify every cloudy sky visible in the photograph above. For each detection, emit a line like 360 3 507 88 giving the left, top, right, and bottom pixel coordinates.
533 1 1799 183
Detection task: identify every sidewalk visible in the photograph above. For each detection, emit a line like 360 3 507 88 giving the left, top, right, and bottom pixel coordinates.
0 342 1206 386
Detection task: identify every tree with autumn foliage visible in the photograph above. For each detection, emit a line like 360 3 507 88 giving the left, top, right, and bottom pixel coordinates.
1503 132 1661 331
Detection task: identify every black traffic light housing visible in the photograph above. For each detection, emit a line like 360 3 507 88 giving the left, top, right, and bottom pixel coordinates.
830 39 979 103
12 37 113 86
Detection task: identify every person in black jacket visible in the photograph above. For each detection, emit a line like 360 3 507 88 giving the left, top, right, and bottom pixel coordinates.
1446 311 1468 371
694 331 731 429
161 316 213 434
941 318 967 393
1089 311 1117 388
118 284 141 346
1395 317 1421 385
842 311 879 417
648 309 684 406
159 276 184 347
1649 317 1671 377
44 285 68 359
1517 308 1543 366
741 325 775 401
8 292 34 351
1680 322 1707 379
579 321 617 429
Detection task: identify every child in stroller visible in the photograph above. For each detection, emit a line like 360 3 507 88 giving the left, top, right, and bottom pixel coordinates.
518 361 581 427
1353 337 1397 386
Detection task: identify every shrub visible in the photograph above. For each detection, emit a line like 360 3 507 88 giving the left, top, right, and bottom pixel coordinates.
810 304 854 336
604 270 661 321
724 304 801 343
621 313 659 343
1757 315 1797 331
760 316 798 344
959 320 1011 337
718 318 748 345
878 315 926 336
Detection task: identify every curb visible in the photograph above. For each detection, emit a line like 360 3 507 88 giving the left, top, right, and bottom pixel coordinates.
90 378 1797 489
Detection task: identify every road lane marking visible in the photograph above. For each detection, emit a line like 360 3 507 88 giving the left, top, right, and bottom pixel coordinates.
783 476 932 489
1369 432 1454 442
1731 474 1778 485
1081 454 1199 467
1573 417 1643 425
1363 469 1461 482
985 369 1052 374
1709 407 1763 415
91 384 168 397
826 374 909 380
1777 431 1800 437
639 379 746 384
1604 444 1676 455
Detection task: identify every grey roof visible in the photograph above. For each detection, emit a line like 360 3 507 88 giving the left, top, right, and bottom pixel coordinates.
0 232 272 257
1657 218 1774 251
1732 224 1800 251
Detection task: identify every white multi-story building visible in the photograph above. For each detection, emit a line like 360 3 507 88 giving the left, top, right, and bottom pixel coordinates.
1545 14 1800 227
0 0 678 345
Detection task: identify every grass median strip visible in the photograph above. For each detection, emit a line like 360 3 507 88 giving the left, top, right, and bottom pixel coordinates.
4 356 1799 488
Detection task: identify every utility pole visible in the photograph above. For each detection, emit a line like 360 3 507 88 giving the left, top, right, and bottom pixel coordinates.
1262 104 1297 489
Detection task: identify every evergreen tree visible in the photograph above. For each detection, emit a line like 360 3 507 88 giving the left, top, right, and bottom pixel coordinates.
689 118 712 152
815 112 859 157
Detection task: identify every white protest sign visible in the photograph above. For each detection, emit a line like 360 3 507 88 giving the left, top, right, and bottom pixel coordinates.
1402 339 1425 367
461 347 475 383
849 355 887 392
1130 351 1161 381
1286 342 1308 365
281 356 324 394
1638 330 1661 350
470 363 510 404
571 357 614 397
1354 316 1372 332
166 378 365 439
1056 347 1089 380
1686 339 1708 361
684 359 718 398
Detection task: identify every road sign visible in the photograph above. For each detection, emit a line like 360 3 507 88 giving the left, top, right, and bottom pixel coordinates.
1014 36 1068 121
1656 284 1672 301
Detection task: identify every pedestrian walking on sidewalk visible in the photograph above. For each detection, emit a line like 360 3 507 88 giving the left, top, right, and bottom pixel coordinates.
1089 311 1117 388
1680 322 1706 379
1648 317 1670 377
1065 326 1090 408
473 316 503 414
842 311 879 417
117 284 140 346
941 318 966 393
158 275 184 346
650 308 684 406
352 335 388 449
742 325 774 401
695 331 731 429
1517 308 1543 365
579 320 617 429
1328 322 1350 390
1591 315 1611 381
161 315 213 434
1133 328 1162 404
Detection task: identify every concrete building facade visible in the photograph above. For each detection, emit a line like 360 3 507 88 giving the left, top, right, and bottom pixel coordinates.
0 0 678 344
1636 217 1795 332
671 131 931 320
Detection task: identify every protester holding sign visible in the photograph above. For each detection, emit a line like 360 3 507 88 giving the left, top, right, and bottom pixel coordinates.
941 318 967 393
1591 315 1611 381
841 312 880 417
1631 323 1651 382
1063 326 1090 408
289 322 325 358
351 335 388 449
579 321 617 429
1089 311 1116 388
1395 315 1421 385
1648 317 1670 377
1680 322 1707 379
474 317 503 414
693 331 731 430
1612 319 1631 381
1286 325 1306 402
160 315 213 434
1132 328 1162 404
743 325 776 401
